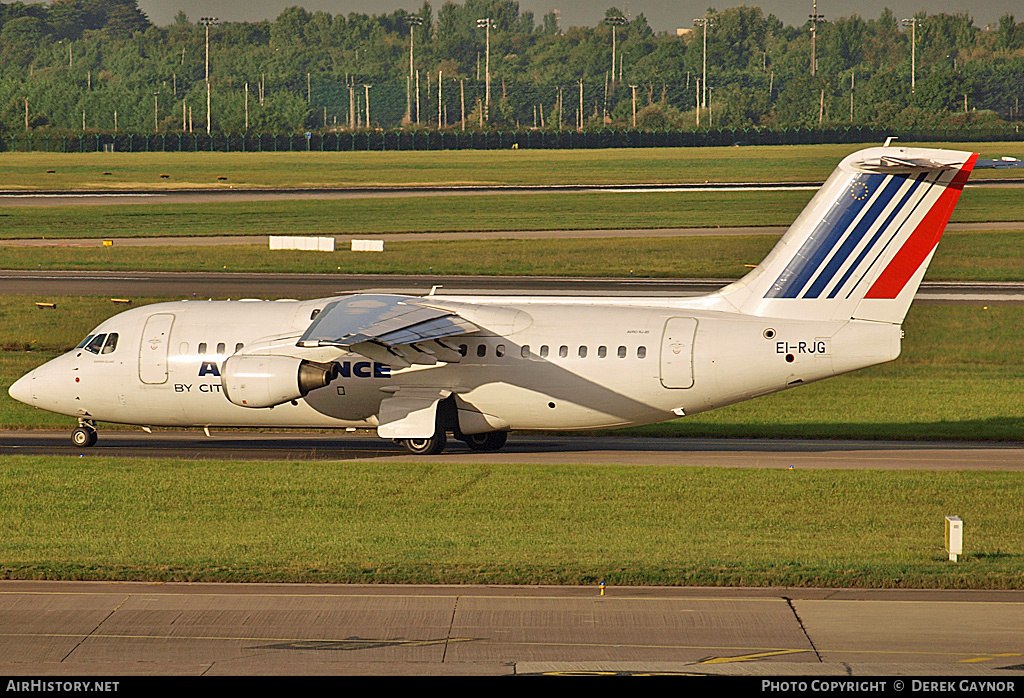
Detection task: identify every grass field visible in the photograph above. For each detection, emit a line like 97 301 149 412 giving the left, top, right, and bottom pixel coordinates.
3 143 1022 190
5 228 1024 281
1 456 1022 587
1 185 1022 242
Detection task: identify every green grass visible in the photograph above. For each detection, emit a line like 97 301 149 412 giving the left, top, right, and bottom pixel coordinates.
1 456 1021 587
6 228 1024 281
3 143 1021 190
1 186 1021 241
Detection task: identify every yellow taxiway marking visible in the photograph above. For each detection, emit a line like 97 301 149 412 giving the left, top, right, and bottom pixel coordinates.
701 649 810 664
960 653 1023 664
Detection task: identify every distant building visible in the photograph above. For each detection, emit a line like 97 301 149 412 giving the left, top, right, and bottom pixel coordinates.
676 28 694 37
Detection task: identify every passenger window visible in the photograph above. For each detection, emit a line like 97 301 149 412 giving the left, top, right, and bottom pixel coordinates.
216 342 226 355
84 334 106 354
637 346 647 359
235 343 244 353
100 333 119 354
198 342 207 355
458 344 468 357
598 346 607 358
179 342 189 355
578 346 587 358
476 344 487 357
558 345 568 358
76 335 94 349
617 346 627 358
496 344 505 357
521 345 530 358
539 345 549 358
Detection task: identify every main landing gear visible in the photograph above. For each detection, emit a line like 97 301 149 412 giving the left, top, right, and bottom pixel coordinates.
71 419 97 448
461 430 508 452
396 430 509 456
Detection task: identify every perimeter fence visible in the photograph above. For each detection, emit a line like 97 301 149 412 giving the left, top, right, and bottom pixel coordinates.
4 125 1023 153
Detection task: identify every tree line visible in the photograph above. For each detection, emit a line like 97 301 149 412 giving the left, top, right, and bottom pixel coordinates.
1 0 1023 135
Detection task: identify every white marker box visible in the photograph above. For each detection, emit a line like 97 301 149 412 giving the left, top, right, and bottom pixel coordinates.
945 516 963 562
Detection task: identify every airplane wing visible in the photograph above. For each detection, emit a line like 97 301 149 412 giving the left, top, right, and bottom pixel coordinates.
296 294 478 367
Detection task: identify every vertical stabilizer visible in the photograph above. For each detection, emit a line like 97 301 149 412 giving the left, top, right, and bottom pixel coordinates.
715 146 977 323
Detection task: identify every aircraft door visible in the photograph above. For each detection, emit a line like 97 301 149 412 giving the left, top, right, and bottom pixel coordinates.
659 317 697 389
139 313 175 384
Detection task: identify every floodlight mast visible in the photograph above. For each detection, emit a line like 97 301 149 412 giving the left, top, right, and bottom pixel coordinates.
902 17 920 93
199 16 219 135
809 1 825 77
408 15 424 123
477 18 496 121
604 15 628 87
692 17 714 108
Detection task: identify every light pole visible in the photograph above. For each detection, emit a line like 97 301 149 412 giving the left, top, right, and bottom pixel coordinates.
809 1 825 77
901 17 919 93
199 16 219 135
476 18 495 121
153 92 159 132
363 84 372 128
604 15 628 89
629 84 638 128
408 15 423 123
693 17 714 108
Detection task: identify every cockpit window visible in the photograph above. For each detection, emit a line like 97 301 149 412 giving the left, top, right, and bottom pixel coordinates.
76 335 95 349
100 333 119 354
84 334 107 354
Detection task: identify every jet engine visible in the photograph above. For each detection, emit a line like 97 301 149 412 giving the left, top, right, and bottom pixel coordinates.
221 355 338 408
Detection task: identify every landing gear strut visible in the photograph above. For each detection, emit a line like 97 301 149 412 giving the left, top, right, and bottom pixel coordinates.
71 419 97 448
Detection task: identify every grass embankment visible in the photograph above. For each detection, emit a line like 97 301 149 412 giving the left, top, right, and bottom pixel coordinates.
1 456 1022 587
3 143 1021 190
1 186 1021 241
2 297 1022 441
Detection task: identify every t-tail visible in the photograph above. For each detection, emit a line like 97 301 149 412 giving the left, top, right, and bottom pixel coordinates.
715 146 978 324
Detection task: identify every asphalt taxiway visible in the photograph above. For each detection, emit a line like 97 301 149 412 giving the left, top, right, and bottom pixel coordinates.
3 431 1024 470
3 270 1024 305
1 581 1022 676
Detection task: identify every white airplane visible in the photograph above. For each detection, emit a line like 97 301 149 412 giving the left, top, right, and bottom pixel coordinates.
9 145 980 455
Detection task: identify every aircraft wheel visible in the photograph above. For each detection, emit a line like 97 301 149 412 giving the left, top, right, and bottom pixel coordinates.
71 426 97 448
462 431 508 452
400 432 447 456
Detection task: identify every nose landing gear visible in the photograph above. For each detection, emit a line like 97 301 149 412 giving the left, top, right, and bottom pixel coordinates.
71 419 97 448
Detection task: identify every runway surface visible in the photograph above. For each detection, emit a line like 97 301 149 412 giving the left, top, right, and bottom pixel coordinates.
3 431 1023 470
0 178 1020 207
2 270 1022 305
1 580 1023 676
4 220 1022 247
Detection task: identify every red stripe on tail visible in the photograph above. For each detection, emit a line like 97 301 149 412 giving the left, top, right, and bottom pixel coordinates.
864 153 978 300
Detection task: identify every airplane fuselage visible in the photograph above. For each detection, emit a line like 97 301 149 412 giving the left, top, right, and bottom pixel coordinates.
15 295 901 432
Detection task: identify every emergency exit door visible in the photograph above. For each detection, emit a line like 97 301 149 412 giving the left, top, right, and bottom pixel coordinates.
659 317 697 389
139 313 174 384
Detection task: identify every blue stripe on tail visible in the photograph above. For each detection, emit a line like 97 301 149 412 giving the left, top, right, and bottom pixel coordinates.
765 174 887 299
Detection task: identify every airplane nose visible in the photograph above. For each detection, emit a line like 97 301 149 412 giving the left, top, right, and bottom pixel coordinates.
8 371 35 405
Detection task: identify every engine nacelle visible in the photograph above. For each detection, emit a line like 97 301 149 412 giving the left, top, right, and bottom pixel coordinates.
221 355 338 408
